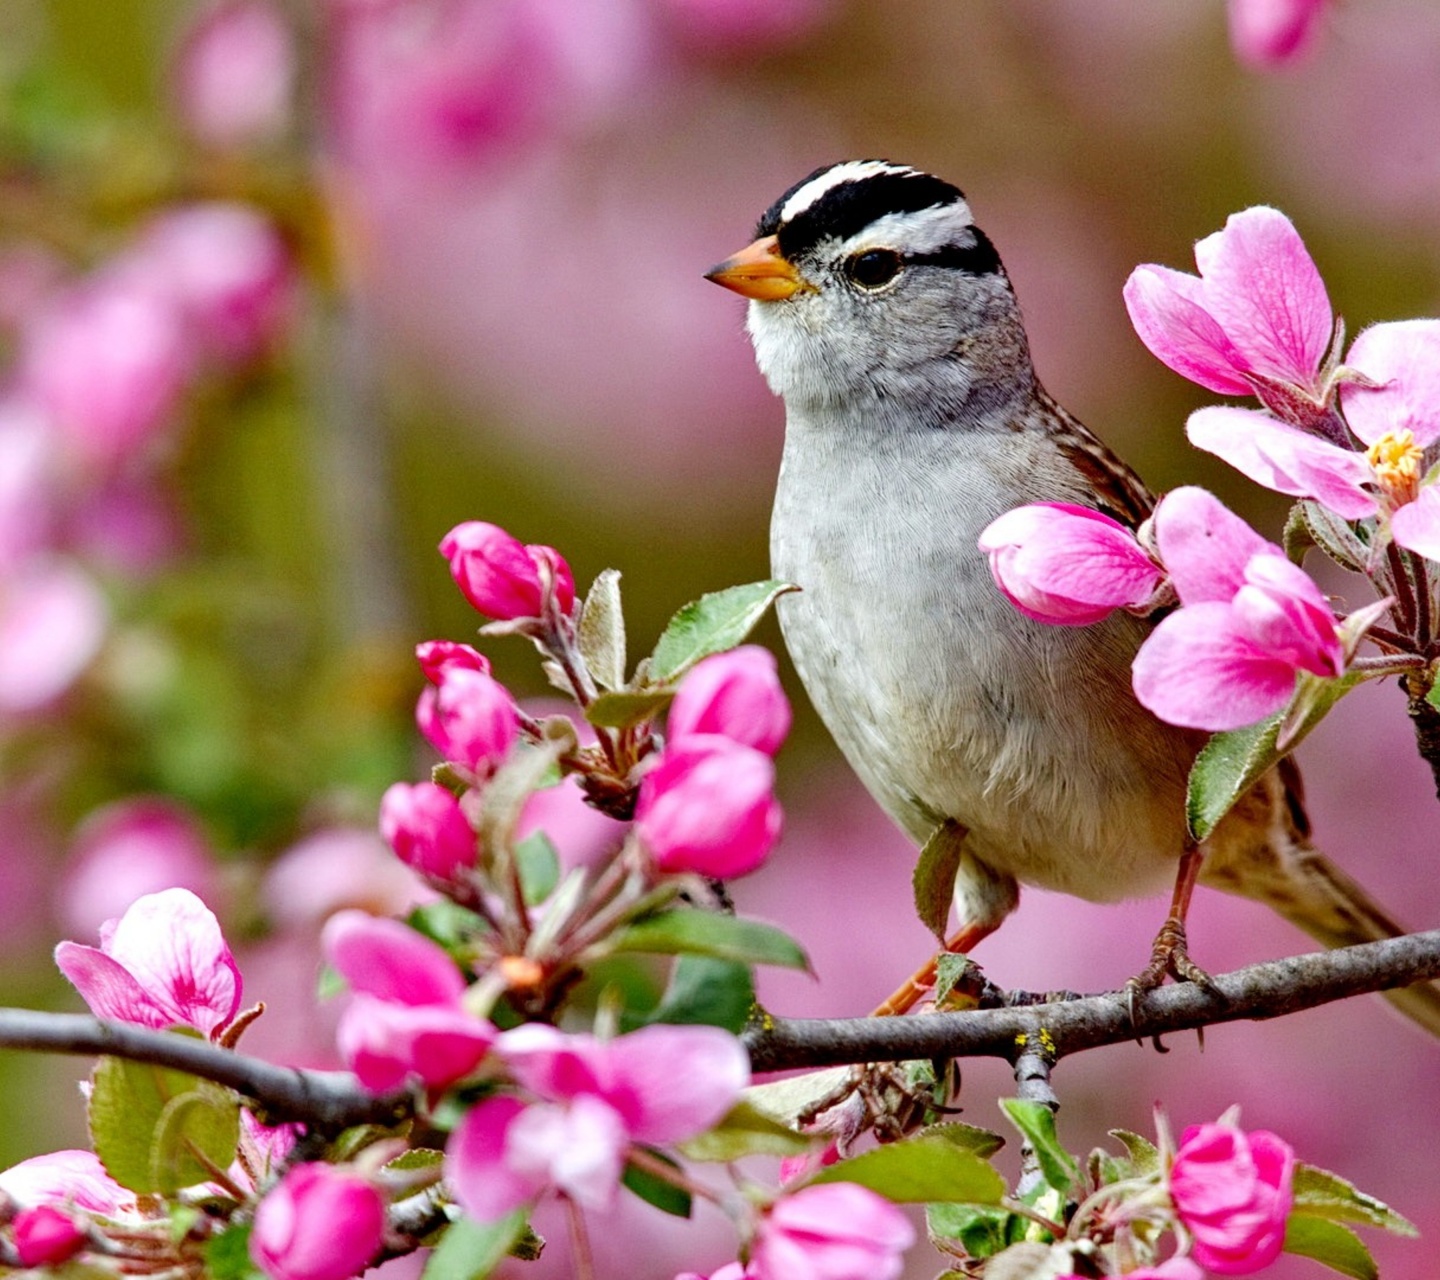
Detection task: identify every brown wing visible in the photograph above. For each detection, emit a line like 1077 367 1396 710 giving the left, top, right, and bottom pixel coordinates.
1037 390 1155 527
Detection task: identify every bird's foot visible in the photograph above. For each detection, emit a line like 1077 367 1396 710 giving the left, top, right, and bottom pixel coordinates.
1124 915 1219 1029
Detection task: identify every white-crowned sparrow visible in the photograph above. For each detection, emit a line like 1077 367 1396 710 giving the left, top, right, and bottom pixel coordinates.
706 159 1440 1030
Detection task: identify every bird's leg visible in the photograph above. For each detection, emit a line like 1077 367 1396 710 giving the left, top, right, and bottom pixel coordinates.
1126 842 1218 1013
871 920 1003 1017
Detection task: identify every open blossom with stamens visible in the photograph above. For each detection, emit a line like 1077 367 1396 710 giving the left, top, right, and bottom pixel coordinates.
1124 207 1333 404
1188 319 1440 555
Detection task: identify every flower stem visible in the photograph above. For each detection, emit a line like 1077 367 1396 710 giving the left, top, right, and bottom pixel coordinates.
564 1196 597 1280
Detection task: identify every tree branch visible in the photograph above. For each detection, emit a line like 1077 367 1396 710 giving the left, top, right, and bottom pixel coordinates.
744 929 1440 1072
0 1010 414 1132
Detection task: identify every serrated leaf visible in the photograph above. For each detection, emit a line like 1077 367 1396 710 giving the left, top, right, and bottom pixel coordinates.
1107 1129 1159 1179
622 1150 692 1217
1283 1216 1378 1280
386 1148 446 1173
913 821 965 943
1300 501 1369 573
204 1225 260 1280
90 1056 239 1194
650 581 797 682
584 688 675 730
982 1241 1079 1280
914 1121 1006 1160
677 1099 814 1162
810 1133 1006 1204
1186 672 1361 840
928 1203 1025 1259
423 1213 528 1280
1292 1162 1417 1235
999 1100 1077 1196
645 954 755 1033
578 569 626 691
514 831 560 906
742 1067 853 1130
934 952 983 1011
1283 503 1318 566
613 908 810 971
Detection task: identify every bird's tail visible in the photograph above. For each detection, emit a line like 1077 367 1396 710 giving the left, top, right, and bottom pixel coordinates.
1201 762 1440 1037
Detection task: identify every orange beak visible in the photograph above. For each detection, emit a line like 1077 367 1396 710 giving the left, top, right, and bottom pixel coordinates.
704 234 810 301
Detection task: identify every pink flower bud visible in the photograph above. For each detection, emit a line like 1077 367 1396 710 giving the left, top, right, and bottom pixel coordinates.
336 993 495 1093
416 667 518 774
379 781 475 880
978 503 1162 626
634 736 781 878
668 646 791 756
1169 1122 1295 1275
249 1164 385 1280
173 0 295 149
439 521 575 620
750 1182 914 1280
12 1205 86 1267
415 639 490 684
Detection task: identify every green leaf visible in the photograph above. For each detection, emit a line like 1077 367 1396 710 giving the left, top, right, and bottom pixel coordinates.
1292 1162 1417 1235
89 1055 239 1195
742 1067 852 1131
613 908 810 971
1282 503 1318 565
1299 501 1369 573
422 1213 529 1280
650 581 798 682
622 1150 692 1218
1283 1216 1378 1280
998 1099 1077 1196
645 955 755 1033
514 832 560 906
1107 1129 1160 1180
677 1099 814 1162
914 1121 1006 1161
913 821 965 943
204 1224 261 1280
578 569 627 691
927 1203 1026 1259
585 688 674 730
385 1148 447 1173
407 900 488 948
811 1133 1006 1204
1186 671 1362 840
934 952 984 1011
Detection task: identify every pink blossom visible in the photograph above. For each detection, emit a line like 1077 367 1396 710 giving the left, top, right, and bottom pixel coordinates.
415 638 490 684
0 561 107 713
125 204 293 365
1169 1122 1295 1274
675 1267 751 1280
69 477 184 575
517 774 627 872
1124 1261 1206 1280
416 666 518 774
749 1182 915 1280
262 826 431 930
60 796 219 940
1123 207 1332 400
978 503 1162 626
1132 488 1342 731
0 1150 135 1217
0 404 56 573
439 520 575 621
249 1164 385 1280
1189 320 1440 551
668 645 791 755
322 910 494 1092
173 1 295 149
379 781 475 881
635 736 782 878
21 278 195 465
54 887 241 1039
12 1206 86 1266
447 1024 748 1222
1227 0 1327 69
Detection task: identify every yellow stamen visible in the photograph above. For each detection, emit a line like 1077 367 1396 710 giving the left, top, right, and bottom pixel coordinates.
1365 429 1423 507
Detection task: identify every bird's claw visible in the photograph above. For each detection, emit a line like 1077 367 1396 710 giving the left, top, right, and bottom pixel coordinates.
1124 916 1219 1036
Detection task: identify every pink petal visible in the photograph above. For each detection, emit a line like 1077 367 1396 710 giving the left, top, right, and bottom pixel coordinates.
1133 604 1301 731
507 1094 626 1211
321 910 466 1006
1340 319 1440 448
54 942 178 1030
1193 207 1332 391
77 888 240 1037
1391 484 1440 559
602 1025 750 1143
979 503 1161 626
1151 487 1275 605
1123 265 1255 396
0 562 108 713
500 1024 607 1100
336 993 494 1093
1185 407 1375 520
1233 556 1342 677
1228 0 1327 68
0 1150 136 1217
446 1096 548 1223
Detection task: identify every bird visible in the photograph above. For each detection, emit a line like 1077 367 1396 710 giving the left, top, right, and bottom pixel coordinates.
704 158 1440 1033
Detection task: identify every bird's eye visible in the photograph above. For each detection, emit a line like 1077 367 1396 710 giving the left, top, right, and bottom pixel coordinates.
845 249 902 290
